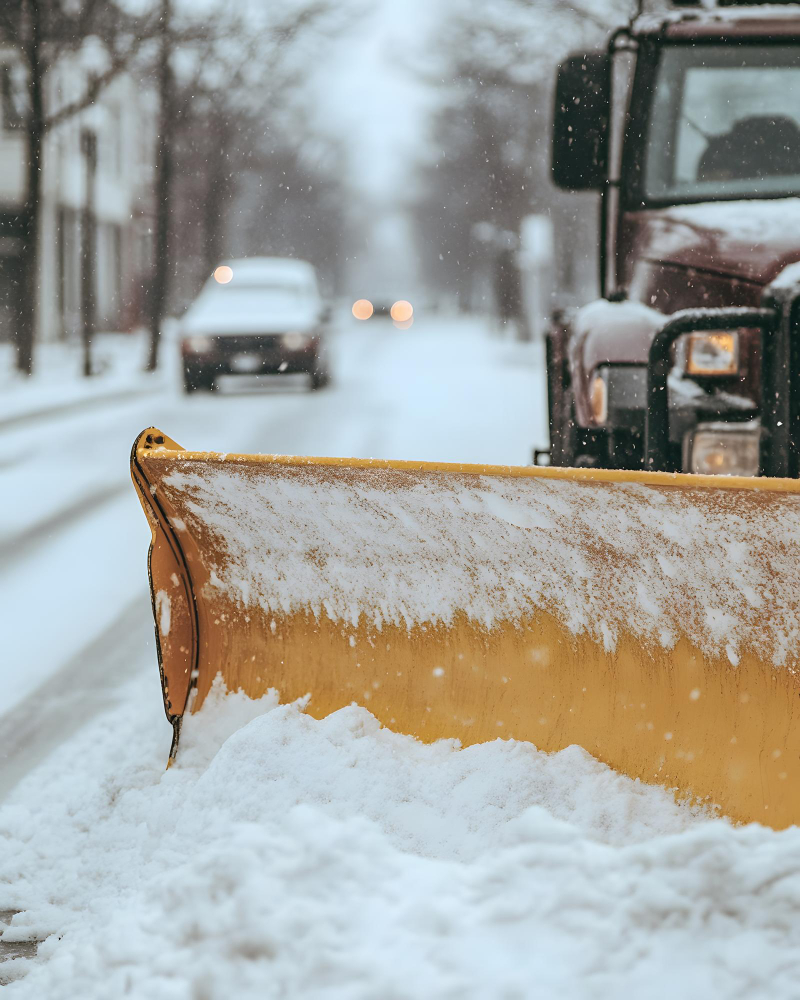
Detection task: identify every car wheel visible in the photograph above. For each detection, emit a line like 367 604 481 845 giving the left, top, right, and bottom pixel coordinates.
310 369 330 391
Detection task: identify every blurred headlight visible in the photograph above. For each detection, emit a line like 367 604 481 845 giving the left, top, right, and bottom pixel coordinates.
352 299 373 320
282 332 312 351
391 300 413 323
685 421 760 477
687 332 738 376
183 335 213 353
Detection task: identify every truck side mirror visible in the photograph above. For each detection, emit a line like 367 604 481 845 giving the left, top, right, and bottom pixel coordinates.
552 52 610 191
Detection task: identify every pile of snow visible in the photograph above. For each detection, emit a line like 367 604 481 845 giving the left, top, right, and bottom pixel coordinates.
3 677 800 998
159 460 800 666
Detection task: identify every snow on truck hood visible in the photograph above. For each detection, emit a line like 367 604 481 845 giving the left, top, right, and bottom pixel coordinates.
636 197 800 286
183 290 321 335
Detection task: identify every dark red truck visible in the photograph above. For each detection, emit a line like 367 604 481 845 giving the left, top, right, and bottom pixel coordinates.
547 0 800 477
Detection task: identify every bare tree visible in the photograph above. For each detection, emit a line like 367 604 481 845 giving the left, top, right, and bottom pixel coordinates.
0 0 158 374
1 0 350 373
143 0 349 366
413 0 627 306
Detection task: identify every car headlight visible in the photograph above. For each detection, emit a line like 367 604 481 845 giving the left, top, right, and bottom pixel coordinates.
684 420 760 477
686 332 738 376
282 332 312 351
589 370 608 425
182 335 214 354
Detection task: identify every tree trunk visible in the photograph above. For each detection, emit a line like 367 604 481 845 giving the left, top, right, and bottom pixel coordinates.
203 110 229 272
146 0 172 372
16 0 44 376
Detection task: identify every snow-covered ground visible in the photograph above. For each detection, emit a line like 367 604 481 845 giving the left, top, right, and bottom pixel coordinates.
4 316 799 998
0 330 164 428
4 676 800 998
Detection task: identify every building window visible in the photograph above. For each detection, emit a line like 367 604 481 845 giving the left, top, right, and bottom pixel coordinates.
1 64 27 130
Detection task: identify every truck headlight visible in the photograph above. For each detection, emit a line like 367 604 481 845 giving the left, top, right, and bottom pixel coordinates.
182 335 214 354
282 332 312 351
590 370 608 425
684 420 760 477
686 332 738 376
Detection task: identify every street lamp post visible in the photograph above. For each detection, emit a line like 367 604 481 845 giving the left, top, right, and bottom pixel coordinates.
80 127 97 377
146 0 172 373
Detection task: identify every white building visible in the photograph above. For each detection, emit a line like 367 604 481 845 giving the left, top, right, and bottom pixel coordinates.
0 47 156 345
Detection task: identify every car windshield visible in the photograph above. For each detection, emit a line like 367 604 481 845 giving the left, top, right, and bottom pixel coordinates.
644 44 800 203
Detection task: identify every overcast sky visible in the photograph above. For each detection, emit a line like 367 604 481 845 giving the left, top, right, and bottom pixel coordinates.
310 0 442 201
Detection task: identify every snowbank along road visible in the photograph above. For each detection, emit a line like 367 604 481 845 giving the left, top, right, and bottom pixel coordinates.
3 678 800 998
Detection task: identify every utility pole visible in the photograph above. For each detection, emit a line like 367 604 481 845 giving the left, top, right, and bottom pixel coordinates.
17 0 44 375
80 127 97 377
146 0 172 372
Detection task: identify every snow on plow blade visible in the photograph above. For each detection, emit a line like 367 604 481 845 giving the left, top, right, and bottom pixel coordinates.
132 428 800 828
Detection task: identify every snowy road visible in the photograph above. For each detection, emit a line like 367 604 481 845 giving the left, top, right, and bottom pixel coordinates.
0 315 547 796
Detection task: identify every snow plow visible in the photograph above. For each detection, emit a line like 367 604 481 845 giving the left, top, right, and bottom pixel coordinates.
132 428 800 829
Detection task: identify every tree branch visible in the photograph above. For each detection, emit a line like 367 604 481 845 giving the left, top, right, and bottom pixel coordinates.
0 3 22 46
43 30 152 131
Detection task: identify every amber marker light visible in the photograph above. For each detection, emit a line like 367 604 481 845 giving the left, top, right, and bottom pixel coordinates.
390 300 413 323
214 265 233 284
352 299 374 320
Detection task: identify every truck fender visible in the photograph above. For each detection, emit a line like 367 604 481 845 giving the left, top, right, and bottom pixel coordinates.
569 299 664 427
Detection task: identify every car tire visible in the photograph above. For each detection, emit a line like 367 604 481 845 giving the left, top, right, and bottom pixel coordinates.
310 369 330 391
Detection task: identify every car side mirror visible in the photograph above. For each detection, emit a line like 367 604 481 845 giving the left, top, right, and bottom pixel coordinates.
552 51 610 191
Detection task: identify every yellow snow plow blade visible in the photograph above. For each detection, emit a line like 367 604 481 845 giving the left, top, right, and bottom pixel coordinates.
132 428 800 828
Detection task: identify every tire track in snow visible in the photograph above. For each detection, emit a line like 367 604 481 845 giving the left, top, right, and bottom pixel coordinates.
0 479 129 568
0 910 37 985
0 384 160 433
0 593 154 803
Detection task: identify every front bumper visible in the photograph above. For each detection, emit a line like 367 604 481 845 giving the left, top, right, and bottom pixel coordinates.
642 283 800 477
182 334 320 375
602 364 757 464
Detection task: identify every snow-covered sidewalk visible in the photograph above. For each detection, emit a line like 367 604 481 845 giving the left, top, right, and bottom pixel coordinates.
2 675 800 999
0 330 167 428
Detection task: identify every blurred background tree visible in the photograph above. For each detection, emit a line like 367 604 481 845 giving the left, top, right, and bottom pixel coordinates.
0 0 349 374
412 0 628 315
165 1 349 319
0 0 161 374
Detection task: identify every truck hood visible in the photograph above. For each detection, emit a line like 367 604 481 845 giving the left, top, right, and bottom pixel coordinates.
635 198 800 286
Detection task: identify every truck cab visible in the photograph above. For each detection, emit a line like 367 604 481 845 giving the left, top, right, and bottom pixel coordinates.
548 1 800 477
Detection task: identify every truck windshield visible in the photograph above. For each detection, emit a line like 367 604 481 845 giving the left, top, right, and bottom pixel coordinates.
644 44 800 203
